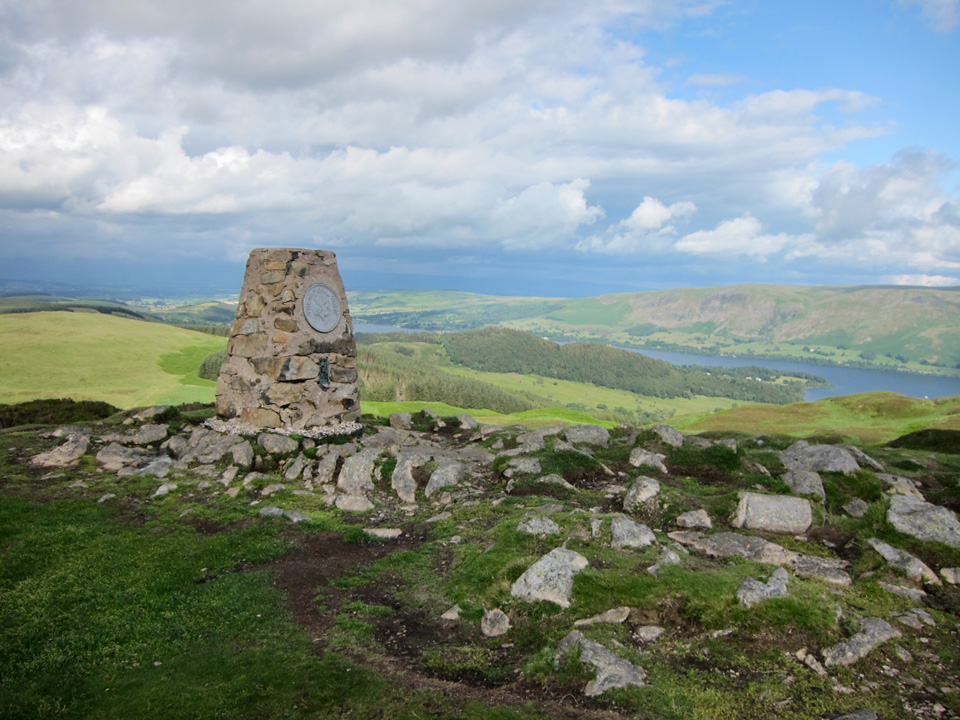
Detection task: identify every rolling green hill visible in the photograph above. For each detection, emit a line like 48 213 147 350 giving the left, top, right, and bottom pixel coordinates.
350 284 960 374
0 312 226 408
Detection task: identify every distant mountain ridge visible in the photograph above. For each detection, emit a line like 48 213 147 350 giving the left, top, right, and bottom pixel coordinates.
349 284 960 373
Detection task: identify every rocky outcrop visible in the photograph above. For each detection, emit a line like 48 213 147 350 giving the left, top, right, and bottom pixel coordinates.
780 441 860 474
731 492 812 534
887 495 960 549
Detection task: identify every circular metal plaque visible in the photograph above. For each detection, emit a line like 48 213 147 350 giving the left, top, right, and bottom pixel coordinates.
302 283 342 333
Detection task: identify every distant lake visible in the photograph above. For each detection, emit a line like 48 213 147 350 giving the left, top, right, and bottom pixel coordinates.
353 323 960 401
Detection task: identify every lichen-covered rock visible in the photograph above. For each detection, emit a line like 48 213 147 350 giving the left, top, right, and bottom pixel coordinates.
389 412 413 430
676 509 712 529
336 447 379 496
130 424 168 445
391 452 429 504
822 618 901 666
517 516 561 535
731 492 812 534
780 441 860 474
564 424 610 447
867 538 940 584
481 609 511 637
628 448 668 473
737 568 789 607
511 547 589 607
782 469 825 502
876 473 924 499
258 432 299 456
887 495 960 549
30 434 90 468
611 514 656 549
425 460 466 498
651 425 684 447
556 631 646 696
623 476 660 511
671 531 799 566
96 442 148 471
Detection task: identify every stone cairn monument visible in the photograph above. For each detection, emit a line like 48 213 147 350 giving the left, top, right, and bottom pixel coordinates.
215 248 361 433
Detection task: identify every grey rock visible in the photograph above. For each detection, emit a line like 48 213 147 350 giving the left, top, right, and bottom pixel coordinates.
231 441 255 469
389 412 413 430
261 483 286 496
511 547 589 607
504 457 542 477
258 432 299 456
647 547 681 576
628 448 668 473
481 609 511 637
877 473 924 499
177 427 243 464
823 617 901 666
780 441 860 474
457 414 479 430
258 505 284 517
636 626 665 643
892 612 923 631
154 482 177 497
676 509 712 529
783 469 825 502
130 424 168 445
673 531 799 566
426 511 452 523
941 567 960 585
337 447 380 496
731 492 812 534
867 538 940 585
365 427 405 450
440 604 462 621
97 493 116 503
887 495 960 549
564 425 610 447
283 453 308 481
425 460 467 498
133 406 169 421
623 477 660 511
283 510 310 523
517 516 561 535
335 494 374 512
507 473 575 493
135 457 173 478
737 568 789 607
96 442 147 471
364 528 402 539
574 607 631 627
611 514 657 549
844 499 869 518
314 448 342 485
392 452 429 504
846 446 884 472
30 434 91 468
556 631 646 696
651 425 684 448
878 582 927 602
790 555 852 586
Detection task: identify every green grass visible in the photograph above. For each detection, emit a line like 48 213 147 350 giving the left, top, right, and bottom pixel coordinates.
0 312 226 408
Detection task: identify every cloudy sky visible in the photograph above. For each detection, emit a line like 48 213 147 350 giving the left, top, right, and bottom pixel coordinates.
1 0 958 296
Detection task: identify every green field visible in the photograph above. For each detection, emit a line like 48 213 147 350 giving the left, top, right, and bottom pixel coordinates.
0 312 226 408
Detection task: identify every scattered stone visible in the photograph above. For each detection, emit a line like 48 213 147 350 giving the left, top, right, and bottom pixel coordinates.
68 480 88 488
782 469 825 501
675 509 712 529
457 414 478 430
337 447 379 496
556 631 646 696
510 473 575 493
623 477 660 511
31 434 91 468
481 609 511 637
611 514 656 549
154 482 177 497
258 506 284 517
780 441 860 474
877 473 924 499
231 440 255 469
517 516 561 535
822 618 901 667
574 607 631 627
867 538 940 585
672 531 798 566
647 547 681 576
628 448 668 473
878 582 927 602
389 412 413 430
635 626 665 643
130 424 168 445
790 555 852 586
731 492 812 534
359 529 399 541
504 457 542 477
440 604 461 621
133 406 169 421
887 495 960 549
892 612 924 631
651 425 684 448
564 425 609 447
335 494 374 512
176 427 244 464
97 493 116 503
844 499 869 518
737 568 789 607
804 653 828 676
220 466 239 485
136 457 173 478
425 460 467 498
391 452 428 504
284 510 310 523
96 442 147 471
846 446 884 472
832 708 877 719
283 453 309 481
511 547 589 607
426 511 452 523
258 432 299 456
940 567 959 585
261 483 286 496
